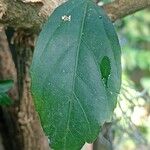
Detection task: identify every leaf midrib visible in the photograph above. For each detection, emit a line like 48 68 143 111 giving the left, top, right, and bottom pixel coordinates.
63 2 89 149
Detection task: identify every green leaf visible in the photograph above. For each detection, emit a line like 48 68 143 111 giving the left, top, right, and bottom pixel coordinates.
0 93 13 106
0 80 13 93
0 80 13 106
30 0 121 149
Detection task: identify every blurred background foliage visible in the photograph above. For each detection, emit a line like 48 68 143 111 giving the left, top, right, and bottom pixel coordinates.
113 8 150 150
99 1 150 150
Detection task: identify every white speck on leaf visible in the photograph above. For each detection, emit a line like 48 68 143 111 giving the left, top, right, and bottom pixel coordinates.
62 15 71 21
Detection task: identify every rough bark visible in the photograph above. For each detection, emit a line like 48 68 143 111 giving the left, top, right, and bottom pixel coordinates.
15 34 50 150
0 26 22 150
0 27 50 150
103 0 150 22
0 0 149 30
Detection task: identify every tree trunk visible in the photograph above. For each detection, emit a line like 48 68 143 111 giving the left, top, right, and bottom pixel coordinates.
0 27 49 150
0 26 22 150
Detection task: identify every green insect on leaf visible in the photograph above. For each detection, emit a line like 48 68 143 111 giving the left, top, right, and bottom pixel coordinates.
100 56 111 87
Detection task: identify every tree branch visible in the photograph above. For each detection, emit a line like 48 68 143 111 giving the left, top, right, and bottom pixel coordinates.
0 0 149 29
103 0 150 22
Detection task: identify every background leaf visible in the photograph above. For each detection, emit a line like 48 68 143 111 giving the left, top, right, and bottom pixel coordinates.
0 80 13 93
30 0 121 149
0 93 13 106
0 80 13 106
